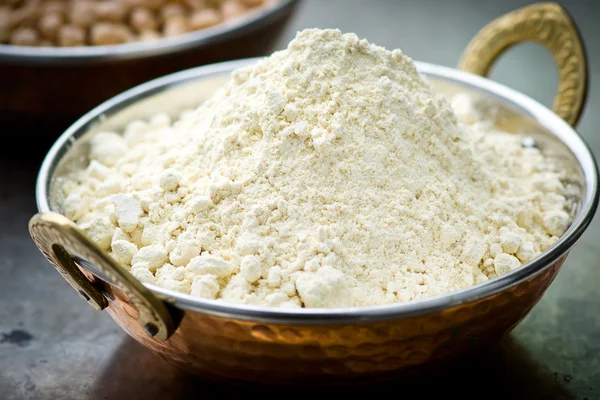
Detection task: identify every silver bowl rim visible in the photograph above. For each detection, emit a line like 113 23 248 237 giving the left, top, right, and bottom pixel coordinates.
36 57 599 325
0 0 299 65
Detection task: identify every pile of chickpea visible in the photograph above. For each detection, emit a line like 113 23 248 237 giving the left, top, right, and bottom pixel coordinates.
0 0 274 47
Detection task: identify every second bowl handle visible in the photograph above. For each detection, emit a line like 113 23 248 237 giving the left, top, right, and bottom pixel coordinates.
457 2 588 128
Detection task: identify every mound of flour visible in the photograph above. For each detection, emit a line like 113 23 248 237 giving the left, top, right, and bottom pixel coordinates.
60 29 571 308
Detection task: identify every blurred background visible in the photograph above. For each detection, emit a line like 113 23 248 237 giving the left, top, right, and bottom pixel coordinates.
1 1 599 399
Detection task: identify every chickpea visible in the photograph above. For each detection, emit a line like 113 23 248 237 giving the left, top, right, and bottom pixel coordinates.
239 0 264 7
69 1 96 28
10 27 39 46
58 24 86 46
43 0 67 16
203 0 221 8
163 15 189 37
185 0 208 10
0 6 12 17
6 0 25 7
138 29 160 42
10 5 39 27
0 12 11 43
94 1 128 23
160 3 186 22
130 6 158 33
90 22 134 45
122 0 164 11
221 0 247 20
189 9 221 30
39 12 63 40
0 27 9 44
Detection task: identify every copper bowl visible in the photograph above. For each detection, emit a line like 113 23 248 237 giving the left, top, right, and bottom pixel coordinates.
0 0 300 133
29 3 598 385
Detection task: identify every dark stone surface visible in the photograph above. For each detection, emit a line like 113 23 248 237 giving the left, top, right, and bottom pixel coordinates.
1 1 599 399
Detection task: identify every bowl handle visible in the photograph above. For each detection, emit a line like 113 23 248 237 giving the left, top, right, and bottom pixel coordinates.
457 2 588 128
29 212 175 340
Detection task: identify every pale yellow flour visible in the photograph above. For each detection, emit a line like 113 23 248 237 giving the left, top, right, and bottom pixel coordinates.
59 29 571 308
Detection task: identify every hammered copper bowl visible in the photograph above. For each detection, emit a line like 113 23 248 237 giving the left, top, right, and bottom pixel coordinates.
29 3 599 386
0 0 300 133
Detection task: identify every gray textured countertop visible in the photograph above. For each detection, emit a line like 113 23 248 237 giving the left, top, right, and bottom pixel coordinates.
1 0 599 399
